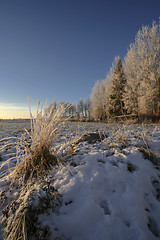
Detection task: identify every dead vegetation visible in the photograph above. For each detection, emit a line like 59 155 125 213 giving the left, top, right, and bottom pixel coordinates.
9 99 67 185
138 147 160 168
0 100 68 240
2 182 61 240
72 132 107 145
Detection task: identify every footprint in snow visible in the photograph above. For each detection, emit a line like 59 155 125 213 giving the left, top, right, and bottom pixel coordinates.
100 201 111 215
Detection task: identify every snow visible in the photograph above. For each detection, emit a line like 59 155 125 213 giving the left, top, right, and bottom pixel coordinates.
0 121 160 240
44 148 159 240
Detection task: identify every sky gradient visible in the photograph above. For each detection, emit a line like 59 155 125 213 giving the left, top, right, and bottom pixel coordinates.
0 0 160 118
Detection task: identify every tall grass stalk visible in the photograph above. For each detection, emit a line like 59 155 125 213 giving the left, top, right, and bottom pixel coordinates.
11 99 67 184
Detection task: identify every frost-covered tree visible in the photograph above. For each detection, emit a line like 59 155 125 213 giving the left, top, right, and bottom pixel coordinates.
77 98 85 118
83 99 91 119
90 80 109 121
108 57 126 117
124 21 160 117
69 103 77 118
64 102 75 117
47 100 57 114
123 44 140 116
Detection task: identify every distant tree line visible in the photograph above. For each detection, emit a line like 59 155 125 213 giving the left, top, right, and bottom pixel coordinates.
47 98 91 121
49 20 160 122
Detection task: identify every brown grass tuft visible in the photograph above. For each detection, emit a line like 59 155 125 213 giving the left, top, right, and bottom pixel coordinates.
11 99 67 184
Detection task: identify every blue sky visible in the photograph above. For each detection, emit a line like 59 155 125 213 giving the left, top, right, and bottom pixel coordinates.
0 0 160 118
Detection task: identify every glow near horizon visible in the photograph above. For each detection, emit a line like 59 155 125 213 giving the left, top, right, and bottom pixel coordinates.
0 104 37 119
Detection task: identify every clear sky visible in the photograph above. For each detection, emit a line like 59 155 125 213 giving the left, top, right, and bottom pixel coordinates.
0 0 160 119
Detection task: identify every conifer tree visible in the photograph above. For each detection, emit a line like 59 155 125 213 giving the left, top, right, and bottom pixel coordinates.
108 57 126 117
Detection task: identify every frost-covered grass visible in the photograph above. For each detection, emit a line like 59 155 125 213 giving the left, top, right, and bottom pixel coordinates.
0 122 160 240
0 102 68 239
12 102 67 184
0 102 67 184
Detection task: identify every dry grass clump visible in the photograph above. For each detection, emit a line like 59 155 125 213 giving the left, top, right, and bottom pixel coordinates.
106 125 131 149
138 147 160 168
0 100 66 239
12 99 67 184
3 182 61 240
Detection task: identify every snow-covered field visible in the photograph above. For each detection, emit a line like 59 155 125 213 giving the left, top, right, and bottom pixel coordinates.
0 121 160 240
